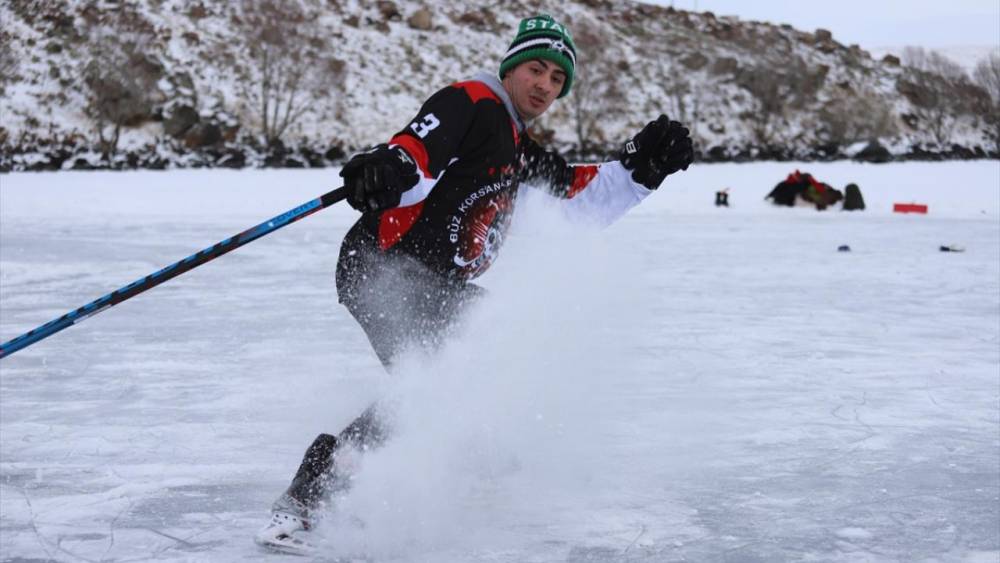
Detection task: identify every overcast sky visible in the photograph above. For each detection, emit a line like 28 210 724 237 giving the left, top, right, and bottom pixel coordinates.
639 0 1000 49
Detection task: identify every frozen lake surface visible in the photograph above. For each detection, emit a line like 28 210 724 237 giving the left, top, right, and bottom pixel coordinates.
1 161 998 562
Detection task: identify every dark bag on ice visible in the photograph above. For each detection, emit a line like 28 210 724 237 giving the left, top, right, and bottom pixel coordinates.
765 171 808 206
843 183 866 211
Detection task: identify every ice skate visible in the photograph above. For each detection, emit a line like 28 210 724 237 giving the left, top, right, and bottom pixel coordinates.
255 431 368 556
254 494 316 556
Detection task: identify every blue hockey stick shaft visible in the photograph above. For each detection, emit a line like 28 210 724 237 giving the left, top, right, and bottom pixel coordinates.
0 186 348 360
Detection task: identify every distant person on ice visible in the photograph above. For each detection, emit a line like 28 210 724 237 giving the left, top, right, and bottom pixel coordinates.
256 13 694 553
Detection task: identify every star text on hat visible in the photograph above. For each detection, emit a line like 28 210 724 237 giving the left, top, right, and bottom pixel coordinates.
524 19 572 38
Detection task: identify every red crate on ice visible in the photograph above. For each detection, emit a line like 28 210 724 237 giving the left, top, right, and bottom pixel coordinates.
893 203 928 214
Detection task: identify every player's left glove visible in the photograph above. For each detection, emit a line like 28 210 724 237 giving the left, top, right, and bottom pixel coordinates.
619 114 693 190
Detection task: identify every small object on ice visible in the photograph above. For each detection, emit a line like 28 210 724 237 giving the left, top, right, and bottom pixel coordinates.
715 189 729 207
893 202 928 214
939 245 965 253
838 245 851 252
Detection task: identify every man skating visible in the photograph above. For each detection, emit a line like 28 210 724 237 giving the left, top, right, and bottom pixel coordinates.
256 13 694 554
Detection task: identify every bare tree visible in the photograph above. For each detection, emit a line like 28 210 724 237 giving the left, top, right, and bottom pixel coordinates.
231 0 343 148
78 8 162 159
566 16 628 155
912 81 956 146
0 30 18 97
973 52 1000 102
568 68 600 153
569 70 627 155
899 47 976 145
669 81 703 132
737 66 785 147
736 57 828 149
817 87 897 147
657 58 704 148
902 47 968 81
973 52 1000 151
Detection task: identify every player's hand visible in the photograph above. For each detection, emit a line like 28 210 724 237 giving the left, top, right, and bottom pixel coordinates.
340 144 420 212
619 115 693 190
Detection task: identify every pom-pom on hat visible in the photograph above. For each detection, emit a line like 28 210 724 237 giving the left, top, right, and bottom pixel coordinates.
499 14 576 98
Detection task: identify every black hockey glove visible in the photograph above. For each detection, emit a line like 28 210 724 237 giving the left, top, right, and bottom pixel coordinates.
340 144 420 212
619 115 694 190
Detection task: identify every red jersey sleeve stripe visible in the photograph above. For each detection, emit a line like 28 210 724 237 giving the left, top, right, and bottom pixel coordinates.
567 165 600 199
390 134 432 179
452 81 500 103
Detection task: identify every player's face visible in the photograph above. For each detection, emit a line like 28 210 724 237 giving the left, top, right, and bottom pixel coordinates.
502 59 565 120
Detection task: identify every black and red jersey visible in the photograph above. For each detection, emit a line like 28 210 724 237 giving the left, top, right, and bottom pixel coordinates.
345 72 652 281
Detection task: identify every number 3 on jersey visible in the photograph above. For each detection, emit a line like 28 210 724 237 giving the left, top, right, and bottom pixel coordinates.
410 113 440 138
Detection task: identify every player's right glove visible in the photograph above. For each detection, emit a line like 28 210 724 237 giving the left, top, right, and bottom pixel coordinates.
619 114 693 190
340 144 420 212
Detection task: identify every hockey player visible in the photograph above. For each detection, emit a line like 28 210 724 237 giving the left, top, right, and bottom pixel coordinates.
256 14 694 553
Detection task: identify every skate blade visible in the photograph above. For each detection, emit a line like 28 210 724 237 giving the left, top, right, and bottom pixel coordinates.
255 534 317 557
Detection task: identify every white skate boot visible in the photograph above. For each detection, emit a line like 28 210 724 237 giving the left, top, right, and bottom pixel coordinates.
254 494 316 556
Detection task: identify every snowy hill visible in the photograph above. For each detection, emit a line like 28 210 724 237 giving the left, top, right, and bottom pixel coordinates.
1 0 998 171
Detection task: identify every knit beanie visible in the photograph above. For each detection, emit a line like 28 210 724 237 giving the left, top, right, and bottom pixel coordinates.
499 14 576 98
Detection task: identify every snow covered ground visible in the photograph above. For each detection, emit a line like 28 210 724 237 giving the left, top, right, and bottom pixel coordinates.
1 161 998 562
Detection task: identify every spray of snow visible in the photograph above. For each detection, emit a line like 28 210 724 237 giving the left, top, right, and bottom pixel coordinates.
312 189 672 558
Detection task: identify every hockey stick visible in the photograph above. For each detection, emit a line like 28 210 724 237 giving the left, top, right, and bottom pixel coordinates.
0 187 348 360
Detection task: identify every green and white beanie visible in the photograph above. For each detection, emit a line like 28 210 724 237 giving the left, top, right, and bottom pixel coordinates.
499 14 576 98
